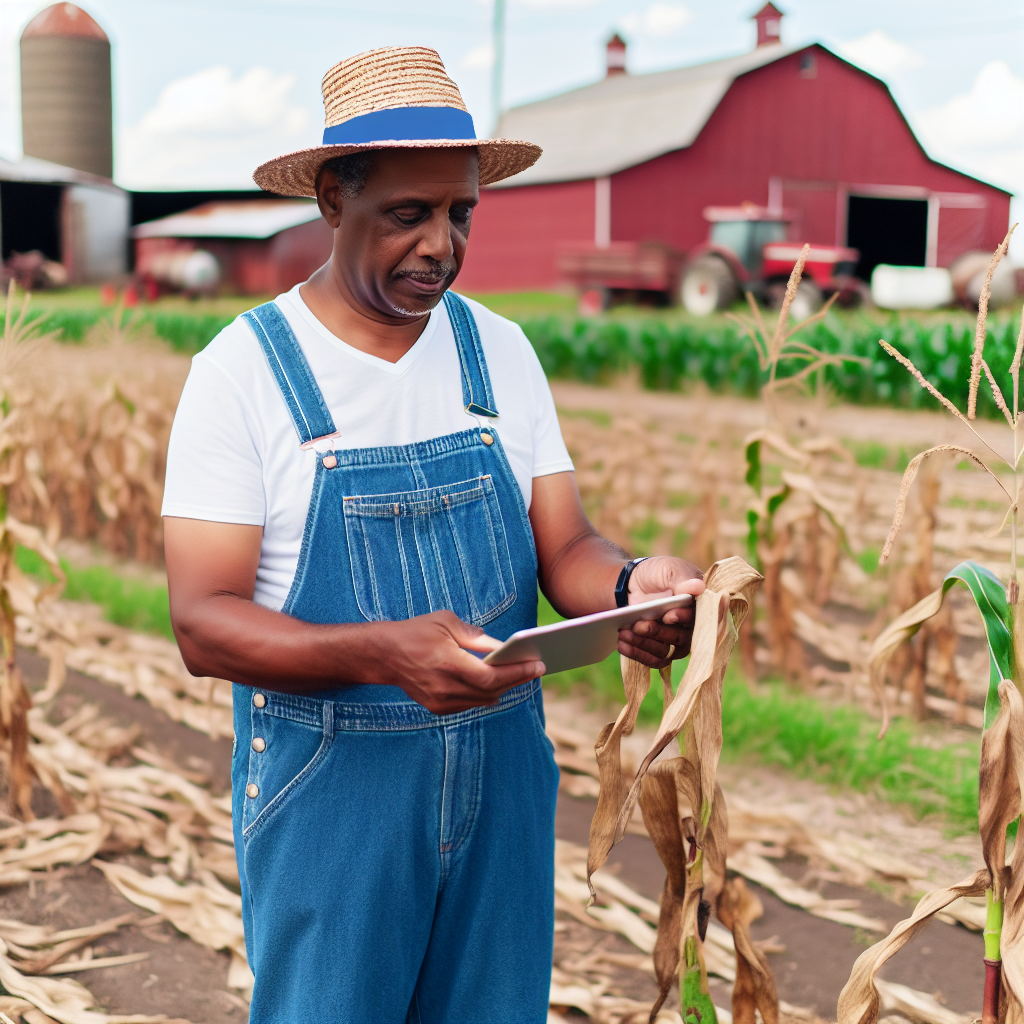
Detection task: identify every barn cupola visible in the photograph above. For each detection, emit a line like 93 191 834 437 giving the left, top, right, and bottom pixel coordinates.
605 33 627 76
752 2 784 48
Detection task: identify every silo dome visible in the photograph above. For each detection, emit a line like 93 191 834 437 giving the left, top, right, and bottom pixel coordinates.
20 4 112 178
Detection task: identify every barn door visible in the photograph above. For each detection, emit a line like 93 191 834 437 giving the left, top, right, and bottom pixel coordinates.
846 195 928 280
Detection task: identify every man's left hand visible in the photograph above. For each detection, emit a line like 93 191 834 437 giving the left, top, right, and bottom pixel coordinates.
617 556 705 669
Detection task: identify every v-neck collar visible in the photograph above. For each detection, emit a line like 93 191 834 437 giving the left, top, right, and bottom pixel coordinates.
283 285 440 376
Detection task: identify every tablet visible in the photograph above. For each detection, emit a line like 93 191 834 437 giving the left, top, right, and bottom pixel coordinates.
482 593 694 675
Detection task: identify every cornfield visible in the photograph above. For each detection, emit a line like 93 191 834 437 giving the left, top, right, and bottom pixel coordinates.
0 265 1019 1024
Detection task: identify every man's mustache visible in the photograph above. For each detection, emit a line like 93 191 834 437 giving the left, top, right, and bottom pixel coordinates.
394 258 456 283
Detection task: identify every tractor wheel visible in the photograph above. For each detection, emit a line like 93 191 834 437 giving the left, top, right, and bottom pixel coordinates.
681 256 738 316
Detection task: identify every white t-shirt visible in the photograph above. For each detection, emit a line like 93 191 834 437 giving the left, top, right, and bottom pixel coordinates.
162 287 574 611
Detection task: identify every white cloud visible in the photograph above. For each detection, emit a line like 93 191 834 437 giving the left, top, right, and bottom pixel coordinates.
117 65 316 189
621 3 692 38
461 43 494 71
917 61 1024 154
914 61 1024 264
838 30 925 78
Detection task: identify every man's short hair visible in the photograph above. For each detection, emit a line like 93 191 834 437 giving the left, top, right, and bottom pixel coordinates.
318 151 376 198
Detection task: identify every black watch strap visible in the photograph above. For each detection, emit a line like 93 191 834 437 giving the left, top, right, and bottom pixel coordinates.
614 557 648 608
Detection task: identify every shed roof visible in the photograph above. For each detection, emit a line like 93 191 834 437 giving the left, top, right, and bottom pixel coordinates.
133 200 322 240
492 43 803 187
0 154 121 189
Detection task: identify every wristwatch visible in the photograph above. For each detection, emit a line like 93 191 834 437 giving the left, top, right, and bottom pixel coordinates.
614 557 649 608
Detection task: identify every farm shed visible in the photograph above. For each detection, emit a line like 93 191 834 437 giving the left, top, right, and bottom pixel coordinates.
132 199 332 296
0 155 129 282
458 10 1011 293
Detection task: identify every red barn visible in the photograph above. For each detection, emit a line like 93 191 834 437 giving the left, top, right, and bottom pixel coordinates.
458 13 1010 295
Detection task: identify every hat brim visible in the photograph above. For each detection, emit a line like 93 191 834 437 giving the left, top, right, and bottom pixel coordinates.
253 138 541 196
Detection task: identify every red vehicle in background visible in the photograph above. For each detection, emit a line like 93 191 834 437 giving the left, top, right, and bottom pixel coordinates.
683 203 860 318
558 202 860 318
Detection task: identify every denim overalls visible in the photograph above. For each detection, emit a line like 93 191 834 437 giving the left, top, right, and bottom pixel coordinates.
230 293 559 1023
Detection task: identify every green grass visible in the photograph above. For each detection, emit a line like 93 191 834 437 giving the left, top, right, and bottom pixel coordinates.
539 592 980 831
16 547 174 640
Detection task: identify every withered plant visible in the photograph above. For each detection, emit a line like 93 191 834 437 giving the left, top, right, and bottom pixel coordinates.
729 247 866 680
587 556 766 1024
846 228 1023 1024
0 282 65 818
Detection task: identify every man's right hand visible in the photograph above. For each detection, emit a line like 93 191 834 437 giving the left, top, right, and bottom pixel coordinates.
368 611 543 715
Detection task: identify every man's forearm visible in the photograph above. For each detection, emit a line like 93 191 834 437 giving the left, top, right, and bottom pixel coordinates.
539 528 629 620
174 594 380 693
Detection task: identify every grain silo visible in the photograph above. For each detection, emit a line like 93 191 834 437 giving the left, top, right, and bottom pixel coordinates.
20 4 112 179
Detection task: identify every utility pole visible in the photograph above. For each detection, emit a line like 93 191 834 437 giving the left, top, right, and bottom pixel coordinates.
491 0 505 135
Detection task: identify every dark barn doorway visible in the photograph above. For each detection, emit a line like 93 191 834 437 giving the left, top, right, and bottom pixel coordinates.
1 182 63 262
846 195 928 280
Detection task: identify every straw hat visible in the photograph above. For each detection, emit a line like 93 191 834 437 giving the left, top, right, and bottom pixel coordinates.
253 46 541 196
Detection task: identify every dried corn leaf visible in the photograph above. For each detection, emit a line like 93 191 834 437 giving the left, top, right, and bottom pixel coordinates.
837 870 990 1024
716 877 778 1024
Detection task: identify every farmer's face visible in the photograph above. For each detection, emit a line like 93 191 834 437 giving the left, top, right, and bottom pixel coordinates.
316 148 479 319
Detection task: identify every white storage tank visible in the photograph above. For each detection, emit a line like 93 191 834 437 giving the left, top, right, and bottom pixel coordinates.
870 265 954 311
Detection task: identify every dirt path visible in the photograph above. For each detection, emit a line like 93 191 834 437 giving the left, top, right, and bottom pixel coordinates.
7 650 992 1024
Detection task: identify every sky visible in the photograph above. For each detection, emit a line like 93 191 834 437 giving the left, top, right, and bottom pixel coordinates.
1 0 1023 255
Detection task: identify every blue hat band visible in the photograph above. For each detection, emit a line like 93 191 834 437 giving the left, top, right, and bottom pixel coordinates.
322 106 476 146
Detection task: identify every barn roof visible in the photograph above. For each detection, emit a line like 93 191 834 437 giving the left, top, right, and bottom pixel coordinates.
133 199 321 240
491 43 807 188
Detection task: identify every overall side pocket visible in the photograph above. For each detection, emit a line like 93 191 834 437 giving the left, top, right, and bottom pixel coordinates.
242 699 335 843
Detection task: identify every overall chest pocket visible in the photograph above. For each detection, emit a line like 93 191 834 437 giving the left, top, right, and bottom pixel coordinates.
343 474 517 626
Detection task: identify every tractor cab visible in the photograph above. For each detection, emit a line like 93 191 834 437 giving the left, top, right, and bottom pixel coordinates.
681 202 860 317
705 204 789 278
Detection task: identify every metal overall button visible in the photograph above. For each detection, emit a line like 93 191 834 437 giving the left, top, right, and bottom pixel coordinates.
322 454 337 469
480 430 494 445
252 737 266 752
253 693 266 708
245 783 259 798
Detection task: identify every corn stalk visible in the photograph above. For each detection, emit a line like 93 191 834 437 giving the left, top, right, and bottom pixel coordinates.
843 227 1023 1024
0 282 65 818
586 556 764 1022
732 248 865 679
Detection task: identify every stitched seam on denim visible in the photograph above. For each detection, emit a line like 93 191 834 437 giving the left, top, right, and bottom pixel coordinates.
242 708 335 841
257 678 532 723
395 515 414 619
438 726 450 879
445 293 498 417
243 309 310 443
426 507 454 615
462 304 499 416
441 720 483 865
323 427 486 467
248 303 336 442
443 500 480 622
343 484 487 516
344 515 381 623
445 292 478 415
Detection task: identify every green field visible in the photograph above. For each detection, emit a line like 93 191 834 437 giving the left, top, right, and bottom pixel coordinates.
6 287 1021 418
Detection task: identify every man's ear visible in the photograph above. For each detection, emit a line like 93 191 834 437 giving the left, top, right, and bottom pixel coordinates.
315 168 344 229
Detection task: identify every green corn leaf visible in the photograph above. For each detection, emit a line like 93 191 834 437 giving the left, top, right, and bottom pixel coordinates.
745 440 761 494
746 509 760 567
766 485 791 518
941 562 1011 729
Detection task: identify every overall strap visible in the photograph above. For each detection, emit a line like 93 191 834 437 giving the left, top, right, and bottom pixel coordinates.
243 302 337 446
443 292 499 418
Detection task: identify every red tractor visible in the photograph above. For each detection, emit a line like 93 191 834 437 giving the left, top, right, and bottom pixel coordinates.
681 204 860 318
558 203 860 317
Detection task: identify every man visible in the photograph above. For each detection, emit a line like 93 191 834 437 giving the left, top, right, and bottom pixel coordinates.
163 46 704 1023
